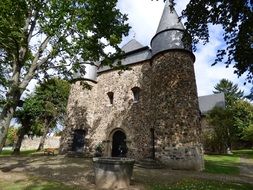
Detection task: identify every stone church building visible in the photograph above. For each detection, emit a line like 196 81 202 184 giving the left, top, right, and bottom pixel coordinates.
60 0 205 171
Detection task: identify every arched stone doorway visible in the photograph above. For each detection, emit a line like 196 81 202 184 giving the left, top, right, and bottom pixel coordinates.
111 130 127 157
71 129 86 152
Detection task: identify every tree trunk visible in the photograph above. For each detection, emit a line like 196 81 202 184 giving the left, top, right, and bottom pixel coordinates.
0 106 15 152
0 92 20 152
12 125 30 155
37 121 50 151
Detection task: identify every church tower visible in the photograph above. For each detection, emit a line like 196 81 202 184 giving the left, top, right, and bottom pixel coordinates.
150 0 204 170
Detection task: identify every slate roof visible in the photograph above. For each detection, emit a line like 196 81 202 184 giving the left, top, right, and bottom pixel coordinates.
98 39 151 73
121 39 144 53
151 0 191 56
198 93 226 115
156 0 184 34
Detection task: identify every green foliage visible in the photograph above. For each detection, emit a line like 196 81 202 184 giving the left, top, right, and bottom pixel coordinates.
206 107 234 153
5 127 18 146
15 78 70 136
0 0 130 149
213 79 244 106
204 80 252 152
232 100 253 142
33 78 70 131
205 99 253 152
180 0 253 83
204 154 239 175
242 124 253 142
204 100 253 153
0 0 130 84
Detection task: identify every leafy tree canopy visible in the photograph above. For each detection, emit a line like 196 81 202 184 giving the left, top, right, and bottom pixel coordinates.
206 106 234 153
0 0 129 151
213 79 244 106
5 126 18 146
232 100 253 142
17 78 70 134
206 99 253 152
179 0 253 83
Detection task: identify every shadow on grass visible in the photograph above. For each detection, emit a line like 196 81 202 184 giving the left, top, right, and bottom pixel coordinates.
0 177 77 190
150 179 253 190
0 156 94 189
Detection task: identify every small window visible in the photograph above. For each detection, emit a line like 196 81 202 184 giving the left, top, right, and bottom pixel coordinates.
131 87 141 102
107 92 114 105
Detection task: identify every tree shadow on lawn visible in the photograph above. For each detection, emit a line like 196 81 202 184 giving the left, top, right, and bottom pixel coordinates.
25 156 96 189
0 156 95 188
1 155 253 190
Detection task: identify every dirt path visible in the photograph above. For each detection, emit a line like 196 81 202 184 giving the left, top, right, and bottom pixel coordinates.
239 157 253 178
0 156 253 190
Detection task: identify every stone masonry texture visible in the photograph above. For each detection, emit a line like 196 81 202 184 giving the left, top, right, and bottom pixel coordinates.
60 50 204 170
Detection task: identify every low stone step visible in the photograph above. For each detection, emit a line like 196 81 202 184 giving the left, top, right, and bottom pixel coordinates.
135 159 165 169
66 151 91 158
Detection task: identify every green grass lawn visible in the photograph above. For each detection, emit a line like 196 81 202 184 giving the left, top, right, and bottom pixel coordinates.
233 149 253 159
150 179 253 190
204 149 253 175
0 149 37 157
0 149 252 189
0 178 78 190
204 154 240 175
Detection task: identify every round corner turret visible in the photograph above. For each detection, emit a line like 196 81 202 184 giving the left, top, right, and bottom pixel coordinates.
150 0 193 57
72 61 99 83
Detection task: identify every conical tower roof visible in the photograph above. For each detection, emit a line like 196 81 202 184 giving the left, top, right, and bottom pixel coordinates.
156 0 184 33
151 0 192 56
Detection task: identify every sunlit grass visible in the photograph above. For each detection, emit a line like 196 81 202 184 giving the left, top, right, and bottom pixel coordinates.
204 154 240 175
1 149 37 156
233 149 253 159
0 149 38 157
204 149 253 175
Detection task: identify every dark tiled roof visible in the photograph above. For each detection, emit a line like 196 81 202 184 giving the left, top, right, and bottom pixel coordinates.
121 39 144 53
198 93 226 114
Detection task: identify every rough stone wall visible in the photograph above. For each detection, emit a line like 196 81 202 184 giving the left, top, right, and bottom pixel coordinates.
60 62 153 159
21 136 60 150
60 51 204 170
151 51 204 170
91 62 153 159
59 81 97 154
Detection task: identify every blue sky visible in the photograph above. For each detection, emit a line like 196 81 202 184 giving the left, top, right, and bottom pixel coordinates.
117 0 251 96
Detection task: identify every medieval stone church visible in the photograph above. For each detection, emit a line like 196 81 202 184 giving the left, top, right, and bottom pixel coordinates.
60 0 205 171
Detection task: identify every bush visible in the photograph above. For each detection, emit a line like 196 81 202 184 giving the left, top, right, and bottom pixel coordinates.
5 127 18 146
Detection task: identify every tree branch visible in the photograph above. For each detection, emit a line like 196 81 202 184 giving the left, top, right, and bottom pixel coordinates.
19 36 51 91
27 11 39 44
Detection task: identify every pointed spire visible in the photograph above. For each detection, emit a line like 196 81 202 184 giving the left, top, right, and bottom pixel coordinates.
151 0 192 56
156 0 184 34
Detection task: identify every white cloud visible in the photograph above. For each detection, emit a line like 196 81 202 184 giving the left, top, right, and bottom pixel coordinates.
118 0 251 96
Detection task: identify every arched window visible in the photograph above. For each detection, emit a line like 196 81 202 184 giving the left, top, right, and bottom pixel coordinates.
107 92 114 105
131 87 141 102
